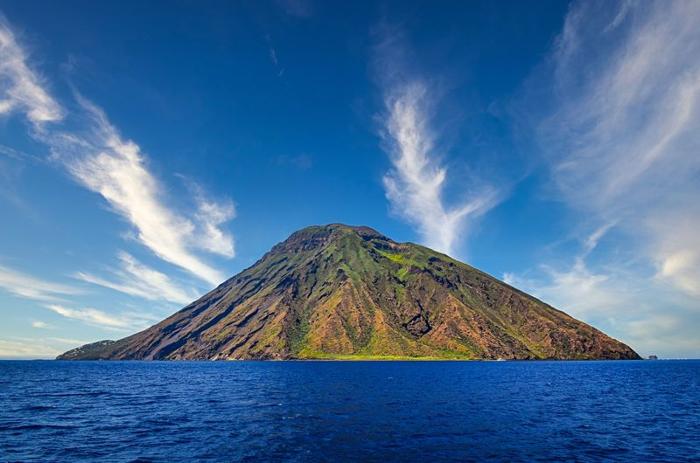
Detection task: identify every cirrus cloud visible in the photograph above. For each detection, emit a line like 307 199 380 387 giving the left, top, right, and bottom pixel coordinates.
509 0 700 357
75 251 198 305
0 15 63 125
0 263 81 302
381 82 498 255
0 17 236 287
46 303 158 331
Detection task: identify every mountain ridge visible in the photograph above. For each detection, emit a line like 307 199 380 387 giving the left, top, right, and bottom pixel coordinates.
58 224 640 360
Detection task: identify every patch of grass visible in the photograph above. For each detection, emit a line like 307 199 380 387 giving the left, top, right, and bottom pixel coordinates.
376 249 427 282
257 322 287 352
295 352 474 361
396 267 410 280
289 313 311 354
377 249 420 266
383 252 408 264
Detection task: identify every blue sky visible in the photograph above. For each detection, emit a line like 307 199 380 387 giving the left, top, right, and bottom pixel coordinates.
1 0 698 358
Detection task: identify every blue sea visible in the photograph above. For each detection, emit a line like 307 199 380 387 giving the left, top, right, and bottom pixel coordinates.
0 360 698 462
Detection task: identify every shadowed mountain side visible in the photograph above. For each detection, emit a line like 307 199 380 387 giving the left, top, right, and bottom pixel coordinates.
58 224 640 360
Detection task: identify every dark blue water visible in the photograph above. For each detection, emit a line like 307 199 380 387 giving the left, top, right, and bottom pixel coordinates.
1 360 698 462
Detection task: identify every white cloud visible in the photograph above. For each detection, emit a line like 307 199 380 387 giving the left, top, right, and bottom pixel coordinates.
507 261 627 321
582 222 616 256
75 251 198 304
0 17 63 124
45 303 155 331
508 1 700 356
0 264 81 302
0 17 235 287
264 34 285 77
42 97 231 285
504 226 634 321
503 220 700 358
0 338 62 359
381 82 498 255
0 336 93 359
657 250 700 297
49 337 91 345
0 264 154 335
190 183 236 258
649 211 700 297
625 315 700 357
535 0 700 297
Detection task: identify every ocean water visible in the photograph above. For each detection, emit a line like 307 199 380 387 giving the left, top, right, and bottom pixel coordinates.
0 360 698 462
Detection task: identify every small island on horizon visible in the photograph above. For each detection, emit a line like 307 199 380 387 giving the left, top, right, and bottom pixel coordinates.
58 224 640 361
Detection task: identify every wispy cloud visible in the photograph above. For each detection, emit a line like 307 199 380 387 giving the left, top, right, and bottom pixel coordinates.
0 15 63 125
189 181 236 258
544 1 700 205
75 251 198 305
0 262 157 332
372 25 500 256
500 225 681 356
507 256 700 357
0 18 236 287
264 34 285 77
44 97 232 285
0 338 63 359
381 82 498 256
538 0 700 295
0 336 94 359
503 226 631 321
31 320 50 329
45 303 156 331
0 264 81 302
625 314 700 358
648 211 700 298
510 0 700 356
582 222 616 257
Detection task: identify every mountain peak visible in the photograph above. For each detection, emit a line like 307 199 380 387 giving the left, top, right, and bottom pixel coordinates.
58 224 640 361
271 223 390 254
290 223 388 241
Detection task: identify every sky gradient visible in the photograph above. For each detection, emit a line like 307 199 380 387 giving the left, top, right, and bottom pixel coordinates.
1 0 698 358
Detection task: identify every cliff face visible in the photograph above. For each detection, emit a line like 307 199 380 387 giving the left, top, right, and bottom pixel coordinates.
58 224 640 360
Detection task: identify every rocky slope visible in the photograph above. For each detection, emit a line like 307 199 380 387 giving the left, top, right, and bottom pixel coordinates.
58 224 640 360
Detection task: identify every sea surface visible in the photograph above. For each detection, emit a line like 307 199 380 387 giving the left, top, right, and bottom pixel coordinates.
0 360 698 462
